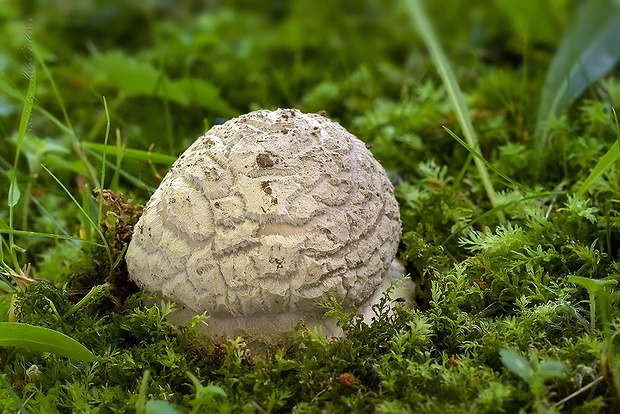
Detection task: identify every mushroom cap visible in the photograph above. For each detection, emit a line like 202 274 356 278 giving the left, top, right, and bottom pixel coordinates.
126 108 401 347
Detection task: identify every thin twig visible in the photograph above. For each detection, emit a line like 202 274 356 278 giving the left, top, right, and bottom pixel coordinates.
554 376 604 407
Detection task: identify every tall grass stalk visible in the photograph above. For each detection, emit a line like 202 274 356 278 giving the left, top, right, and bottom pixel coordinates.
405 0 502 220
575 108 620 197
97 97 111 230
7 67 36 270
0 374 27 414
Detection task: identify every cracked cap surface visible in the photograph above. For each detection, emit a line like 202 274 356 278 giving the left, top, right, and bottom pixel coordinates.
126 108 401 324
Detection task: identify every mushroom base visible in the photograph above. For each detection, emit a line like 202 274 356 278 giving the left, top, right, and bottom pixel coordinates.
167 308 344 353
144 260 414 354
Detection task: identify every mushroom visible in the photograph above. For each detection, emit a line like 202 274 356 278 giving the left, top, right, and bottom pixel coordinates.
126 108 403 351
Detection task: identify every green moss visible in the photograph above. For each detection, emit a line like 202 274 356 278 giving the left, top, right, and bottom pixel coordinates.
2 0 620 412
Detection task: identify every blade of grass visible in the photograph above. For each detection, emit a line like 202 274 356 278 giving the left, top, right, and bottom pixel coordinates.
113 244 128 269
0 71 101 188
576 141 619 197
110 129 126 192
0 374 27 414
405 0 502 219
535 0 620 146
0 228 105 246
97 96 111 231
0 279 11 293
81 184 94 248
41 165 113 277
81 142 177 164
0 322 97 362
443 127 521 190
32 45 73 134
0 76 72 138
0 77 71 136
7 66 37 271
576 108 620 197
59 283 109 323
0 211 104 247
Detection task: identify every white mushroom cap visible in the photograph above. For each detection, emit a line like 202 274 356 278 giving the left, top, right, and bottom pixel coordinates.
126 108 401 350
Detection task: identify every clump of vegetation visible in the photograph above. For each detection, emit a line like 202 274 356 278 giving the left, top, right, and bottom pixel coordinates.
1 0 620 412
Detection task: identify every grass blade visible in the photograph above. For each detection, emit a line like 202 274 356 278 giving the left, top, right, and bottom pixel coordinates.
7 181 21 208
110 129 126 191
81 142 178 164
443 127 521 190
98 96 111 230
61 283 109 322
0 228 105 246
0 322 97 362
535 0 620 145
441 190 552 246
405 0 500 215
30 195 91 251
500 348 533 381
32 45 73 133
0 374 27 414
576 109 620 197
576 141 619 198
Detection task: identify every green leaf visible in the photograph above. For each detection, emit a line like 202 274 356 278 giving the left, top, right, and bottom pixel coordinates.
576 111 620 197
7 179 20 207
568 275 618 293
187 372 228 410
568 275 617 332
0 322 97 362
539 360 566 378
136 370 151 414
535 0 620 144
15 67 37 166
145 400 181 414
175 78 238 117
86 51 237 116
500 348 533 381
0 280 13 294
